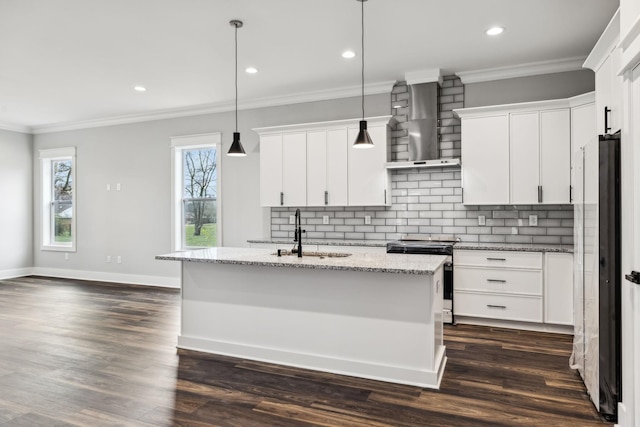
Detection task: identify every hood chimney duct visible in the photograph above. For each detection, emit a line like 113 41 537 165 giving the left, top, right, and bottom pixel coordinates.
408 82 439 162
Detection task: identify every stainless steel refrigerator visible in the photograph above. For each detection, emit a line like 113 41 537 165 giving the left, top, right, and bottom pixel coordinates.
597 132 621 422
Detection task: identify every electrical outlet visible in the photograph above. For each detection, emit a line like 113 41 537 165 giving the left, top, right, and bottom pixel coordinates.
364 215 371 225
116 256 122 264
116 183 121 191
478 215 486 226
323 215 329 225
106 183 111 191
511 227 518 235
64 252 69 260
289 215 295 224
529 215 538 226
107 255 111 263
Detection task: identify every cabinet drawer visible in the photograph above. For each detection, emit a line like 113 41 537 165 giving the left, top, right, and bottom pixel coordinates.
455 267 542 295
454 291 543 323
454 250 542 269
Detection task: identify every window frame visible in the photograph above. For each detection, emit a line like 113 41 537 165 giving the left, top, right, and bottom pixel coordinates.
39 147 76 252
170 133 222 251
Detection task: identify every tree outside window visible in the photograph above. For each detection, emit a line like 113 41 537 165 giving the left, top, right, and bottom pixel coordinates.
183 147 217 247
52 159 73 243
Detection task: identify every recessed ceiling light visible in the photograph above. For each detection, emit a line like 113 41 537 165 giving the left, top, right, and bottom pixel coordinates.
134 86 146 92
342 50 356 59
485 26 505 36
245 67 258 74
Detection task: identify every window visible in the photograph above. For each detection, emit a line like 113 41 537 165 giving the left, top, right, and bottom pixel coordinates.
171 133 221 250
40 147 76 251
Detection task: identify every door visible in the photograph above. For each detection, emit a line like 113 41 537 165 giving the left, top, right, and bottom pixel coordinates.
282 132 307 207
461 115 510 205
510 112 540 204
540 108 571 204
259 134 283 206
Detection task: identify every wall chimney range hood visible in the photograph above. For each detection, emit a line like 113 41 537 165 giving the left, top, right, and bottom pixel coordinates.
386 80 460 170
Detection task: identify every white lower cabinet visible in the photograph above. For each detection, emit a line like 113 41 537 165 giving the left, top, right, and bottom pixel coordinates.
454 249 573 327
544 252 574 325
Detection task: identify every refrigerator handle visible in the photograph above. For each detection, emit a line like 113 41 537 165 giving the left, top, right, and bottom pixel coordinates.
625 271 640 285
604 106 612 134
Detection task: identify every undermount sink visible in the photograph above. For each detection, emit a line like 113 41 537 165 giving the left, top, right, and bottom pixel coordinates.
273 250 351 258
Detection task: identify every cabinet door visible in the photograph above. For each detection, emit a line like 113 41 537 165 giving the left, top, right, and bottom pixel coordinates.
540 109 570 204
461 115 510 205
306 130 327 206
347 124 389 206
510 112 540 204
259 134 283 207
544 252 574 325
326 128 348 206
282 132 307 207
595 51 623 135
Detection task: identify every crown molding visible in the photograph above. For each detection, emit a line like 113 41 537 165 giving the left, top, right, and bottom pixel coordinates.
457 57 588 84
583 9 620 72
568 91 595 107
30 80 396 135
0 121 32 134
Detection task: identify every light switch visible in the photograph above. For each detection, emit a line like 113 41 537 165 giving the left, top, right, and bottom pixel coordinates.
116 183 121 191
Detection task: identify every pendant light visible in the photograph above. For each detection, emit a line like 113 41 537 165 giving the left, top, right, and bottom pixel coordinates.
227 19 246 157
353 0 373 148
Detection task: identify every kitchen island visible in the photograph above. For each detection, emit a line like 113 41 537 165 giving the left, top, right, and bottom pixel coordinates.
156 247 448 388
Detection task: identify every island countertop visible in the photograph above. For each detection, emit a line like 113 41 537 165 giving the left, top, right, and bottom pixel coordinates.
156 247 447 275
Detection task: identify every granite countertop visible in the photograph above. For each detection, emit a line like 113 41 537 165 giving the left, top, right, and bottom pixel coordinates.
247 238 389 247
156 247 447 275
454 242 573 253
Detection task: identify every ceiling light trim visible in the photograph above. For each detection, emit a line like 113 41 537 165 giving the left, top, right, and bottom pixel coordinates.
30 81 396 135
457 56 587 84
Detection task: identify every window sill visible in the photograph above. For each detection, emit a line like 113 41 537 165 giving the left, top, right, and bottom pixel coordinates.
41 245 76 252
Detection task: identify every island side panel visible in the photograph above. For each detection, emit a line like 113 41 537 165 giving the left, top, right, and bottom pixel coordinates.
178 260 445 388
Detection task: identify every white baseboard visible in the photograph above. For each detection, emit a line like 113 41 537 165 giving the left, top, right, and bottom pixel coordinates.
0 267 34 280
178 335 446 389
31 267 180 289
454 316 574 335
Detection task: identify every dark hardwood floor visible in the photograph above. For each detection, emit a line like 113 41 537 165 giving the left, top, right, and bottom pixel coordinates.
0 276 609 426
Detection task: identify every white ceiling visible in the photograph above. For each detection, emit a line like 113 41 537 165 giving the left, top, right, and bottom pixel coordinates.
0 0 618 132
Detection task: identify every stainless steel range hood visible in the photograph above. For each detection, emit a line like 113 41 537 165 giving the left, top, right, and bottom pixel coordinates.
385 81 460 169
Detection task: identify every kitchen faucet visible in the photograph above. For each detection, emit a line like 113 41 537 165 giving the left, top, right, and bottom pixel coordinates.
293 208 304 257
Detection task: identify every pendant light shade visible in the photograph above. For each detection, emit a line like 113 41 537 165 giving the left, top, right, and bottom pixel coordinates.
227 19 247 157
353 0 373 148
228 132 245 156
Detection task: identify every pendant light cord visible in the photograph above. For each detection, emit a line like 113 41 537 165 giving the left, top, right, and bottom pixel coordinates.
361 0 365 121
235 24 238 132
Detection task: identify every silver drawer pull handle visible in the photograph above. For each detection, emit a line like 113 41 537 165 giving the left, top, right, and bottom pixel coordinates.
486 257 506 261
487 304 507 309
487 279 507 283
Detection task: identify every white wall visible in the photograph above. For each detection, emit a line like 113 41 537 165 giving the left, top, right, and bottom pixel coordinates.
0 129 33 278
464 70 595 107
32 94 390 286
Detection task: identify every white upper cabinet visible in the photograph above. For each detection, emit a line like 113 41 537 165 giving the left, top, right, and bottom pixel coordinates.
259 132 306 207
584 9 623 135
510 112 540 204
256 116 391 207
259 134 284 206
456 99 572 205
459 114 510 205
540 109 571 204
348 123 391 206
306 129 348 206
282 132 307 207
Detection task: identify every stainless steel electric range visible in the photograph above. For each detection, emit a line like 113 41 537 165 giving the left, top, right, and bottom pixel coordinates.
386 234 458 324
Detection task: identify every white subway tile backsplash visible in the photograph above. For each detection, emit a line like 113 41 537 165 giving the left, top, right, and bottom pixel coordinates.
268 78 573 246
